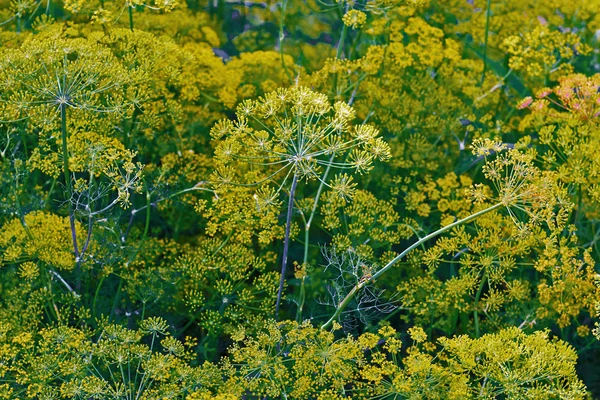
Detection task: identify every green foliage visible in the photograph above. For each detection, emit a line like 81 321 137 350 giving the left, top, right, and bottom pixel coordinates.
0 0 599 398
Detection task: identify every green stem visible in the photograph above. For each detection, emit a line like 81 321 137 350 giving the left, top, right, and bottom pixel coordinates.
109 277 124 322
336 20 348 60
44 178 56 210
275 174 299 319
296 157 334 322
79 172 96 260
303 157 334 265
126 187 152 264
61 103 80 271
321 202 503 330
132 185 213 215
296 278 306 323
473 270 487 338
128 5 134 31
43 268 62 322
278 0 293 84
14 164 34 241
92 275 107 322
577 337 600 354
349 30 362 61
212 231 233 256
480 0 492 85
574 184 583 224
176 309 202 336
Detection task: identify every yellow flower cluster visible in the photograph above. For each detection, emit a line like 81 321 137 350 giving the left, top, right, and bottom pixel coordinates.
173 237 279 335
518 74 600 217
222 321 585 399
342 10 367 29
0 211 83 271
321 189 415 256
502 26 590 83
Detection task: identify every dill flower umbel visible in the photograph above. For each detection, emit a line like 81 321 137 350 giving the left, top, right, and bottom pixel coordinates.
211 85 390 199
343 10 367 29
470 138 572 232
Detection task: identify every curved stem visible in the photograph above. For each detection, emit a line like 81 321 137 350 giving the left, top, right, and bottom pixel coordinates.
275 174 299 319
321 202 503 330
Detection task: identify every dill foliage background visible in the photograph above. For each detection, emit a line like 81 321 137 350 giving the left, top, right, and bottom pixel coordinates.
0 0 600 398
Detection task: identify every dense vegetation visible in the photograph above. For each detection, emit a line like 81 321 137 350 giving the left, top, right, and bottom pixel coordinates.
0 0 599 398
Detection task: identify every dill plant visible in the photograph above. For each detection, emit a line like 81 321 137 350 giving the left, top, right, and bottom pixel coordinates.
0 35 144 290
0 0 599 397
211 85 390 318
